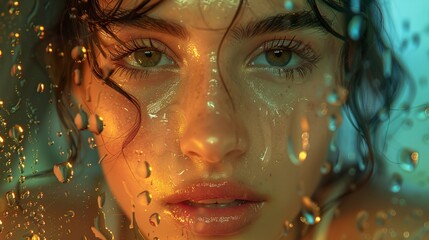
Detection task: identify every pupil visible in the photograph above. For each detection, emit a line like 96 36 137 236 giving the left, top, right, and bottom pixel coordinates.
144 51 153 58
273 50 283 57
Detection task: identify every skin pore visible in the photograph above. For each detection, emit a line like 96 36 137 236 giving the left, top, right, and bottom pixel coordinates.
72 0 346 239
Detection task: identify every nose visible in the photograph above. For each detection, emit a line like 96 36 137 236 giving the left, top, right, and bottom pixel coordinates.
180 66 247 164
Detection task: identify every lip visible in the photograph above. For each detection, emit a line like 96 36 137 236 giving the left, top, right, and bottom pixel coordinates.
164 180 267 236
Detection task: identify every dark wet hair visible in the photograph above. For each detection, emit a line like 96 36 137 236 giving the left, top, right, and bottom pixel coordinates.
54 0 407 219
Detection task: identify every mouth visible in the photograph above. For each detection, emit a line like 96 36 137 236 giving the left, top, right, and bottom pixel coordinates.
164 181 267 236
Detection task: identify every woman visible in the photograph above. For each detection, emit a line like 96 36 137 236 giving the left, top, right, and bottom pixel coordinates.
0 0 423 239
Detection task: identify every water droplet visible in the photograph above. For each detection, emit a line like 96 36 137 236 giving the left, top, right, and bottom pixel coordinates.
97 192 105 209
412 33 420 47
149 213 161 227
34 25 45 40
19 175 25 183
350 0 360 13
377 108 389 121
283 220 294 236
88 114 104 134
320 162 332 175
287 137 302 165
20 190 30 199
137 191 152 206
382 50 392 78
348 15 365 41
399 149 418 172
37 192 44 199
10 63 22 78
53 161 74 183
356 210 369 232
37 83 45 93
71 46 87 63
8 124 24 143
8 1 20 15
0 136 4 152
389 173 403 193
326 87 347 106
6 191 16 207
73 68 82 85
137 161 152 178
328 114 341 132
45 43 54 54
300 196 321 225
416 106 429 120
64 210 76 218
0 219 3 233
375 211 388 226
74 109 88 130
284 0 294 10
88 137 97 149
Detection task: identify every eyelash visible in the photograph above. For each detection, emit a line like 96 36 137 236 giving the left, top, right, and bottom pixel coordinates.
251 37 321 81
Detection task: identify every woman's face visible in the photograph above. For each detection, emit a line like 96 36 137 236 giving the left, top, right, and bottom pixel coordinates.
73 0 345 239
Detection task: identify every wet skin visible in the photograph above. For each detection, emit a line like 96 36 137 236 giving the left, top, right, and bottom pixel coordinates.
72 0 345 239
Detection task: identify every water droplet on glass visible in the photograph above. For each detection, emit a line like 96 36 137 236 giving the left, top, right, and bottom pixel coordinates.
328 114 340 132
34 25 45 40
0 136 4 152
389 173 403 193
283 220 294 236
416 106 429 120
300 196 321 225
45 43 54 54
356 210 369 232
97 192 105 209
8 1 19 15
88 137 97 149
37 192 44 199
137 161 152 178
6 191 16 207
37 83 45 93
53 161 74 183
74 109 88 130
149 213 161 227
137 191 152 206
0 219 3 233
320 162 332 175
399 149 418 172
8 124 24 143
284 0 294 10
348 15 365 41
64 210 76 218
10 63 22 78
375 211 388 226
71 46 87 63
382 50 392 78
412 33 420 47
73 68 82 85
88 114 104 134
20 190 30 199
326 87 347 106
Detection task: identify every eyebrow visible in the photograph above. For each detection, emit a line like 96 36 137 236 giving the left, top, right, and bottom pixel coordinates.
114 15 190 40
230 11 328 40
111 10 326 41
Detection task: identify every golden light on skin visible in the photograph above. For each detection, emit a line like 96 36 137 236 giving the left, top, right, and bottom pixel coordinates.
298 151 307 162
186 43 200 61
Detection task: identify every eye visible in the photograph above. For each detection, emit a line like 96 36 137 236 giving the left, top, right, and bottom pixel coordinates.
126 49 175 68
